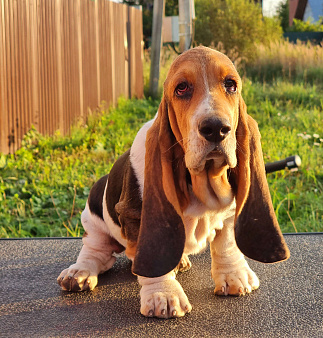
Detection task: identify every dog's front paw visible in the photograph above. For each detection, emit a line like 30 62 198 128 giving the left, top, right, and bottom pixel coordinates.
140 279 192 318
57 263 103 292
212 265 259 296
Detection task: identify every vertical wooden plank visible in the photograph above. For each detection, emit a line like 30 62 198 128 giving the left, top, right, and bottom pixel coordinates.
16 0 23 148
25 0 32 134
4 0 11 152
88 0 97 113
10 0 18 152
76 0 83 119
62 0 69 134
38 0 45 134
66 0 72 133
109 0 116 105
0 0 9 153
65 0 71 134
124 4 129 99
20 0 29 142
55 0 64 134
48 0 55 135
95 0 100 105
41 0 47 134
47 0 53 135
127 6 131 99
70 0 78 131
134 7 144 98
102 0 113 106
113 2 127 102
5 0 13 152
81 0 87 117
50 0 57 135
29 0 39 134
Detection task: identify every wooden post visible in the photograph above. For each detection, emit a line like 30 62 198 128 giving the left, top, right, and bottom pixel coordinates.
148 0 165 98
179 0 191 53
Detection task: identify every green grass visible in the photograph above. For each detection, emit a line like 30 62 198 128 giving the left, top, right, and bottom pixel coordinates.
0 98 159 237
242 79 322 232
0 47 322 237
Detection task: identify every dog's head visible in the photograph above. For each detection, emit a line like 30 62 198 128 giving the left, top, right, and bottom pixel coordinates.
132 47 289 278
164 47 240 176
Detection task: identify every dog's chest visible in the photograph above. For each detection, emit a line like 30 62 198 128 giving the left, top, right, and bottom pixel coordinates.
183 193 236 255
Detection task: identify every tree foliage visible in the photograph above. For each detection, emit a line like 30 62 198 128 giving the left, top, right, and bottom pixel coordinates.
194 0 282 61
276 0 289 32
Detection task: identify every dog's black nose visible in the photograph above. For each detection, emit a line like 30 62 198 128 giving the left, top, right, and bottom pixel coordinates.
198 117 231 143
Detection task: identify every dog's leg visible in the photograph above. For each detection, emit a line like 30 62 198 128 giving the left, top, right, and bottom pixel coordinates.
138 271 192 318
174 253 192 274
210 215 259 296
57 204 123 292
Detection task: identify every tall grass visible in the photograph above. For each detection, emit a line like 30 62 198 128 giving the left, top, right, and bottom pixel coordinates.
244 39 323 84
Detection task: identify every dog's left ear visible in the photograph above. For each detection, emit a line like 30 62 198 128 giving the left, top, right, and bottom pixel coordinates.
132 97 188 278
231 98 290 263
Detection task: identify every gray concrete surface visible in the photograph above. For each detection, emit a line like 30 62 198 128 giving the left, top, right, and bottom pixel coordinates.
0 234 322 337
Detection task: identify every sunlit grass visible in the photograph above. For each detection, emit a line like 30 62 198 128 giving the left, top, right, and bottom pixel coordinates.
244 39 323 85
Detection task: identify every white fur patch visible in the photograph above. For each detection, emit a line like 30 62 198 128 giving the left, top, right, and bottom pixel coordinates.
183 188 236 255
138 271 192 318
185 97 214 173
102 179 127 247
130 115 157 198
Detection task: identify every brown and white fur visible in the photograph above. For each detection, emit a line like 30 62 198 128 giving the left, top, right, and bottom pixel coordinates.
57 47 289 319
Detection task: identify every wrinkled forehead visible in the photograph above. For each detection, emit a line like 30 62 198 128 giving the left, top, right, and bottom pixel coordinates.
164 48 241 93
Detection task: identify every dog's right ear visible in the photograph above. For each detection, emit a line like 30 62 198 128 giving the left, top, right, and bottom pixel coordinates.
231 97 290 263
132 98 186 278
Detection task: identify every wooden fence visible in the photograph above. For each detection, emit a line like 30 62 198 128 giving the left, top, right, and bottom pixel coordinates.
0 0 144 154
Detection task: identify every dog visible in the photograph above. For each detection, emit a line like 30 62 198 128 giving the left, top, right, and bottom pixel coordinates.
57 46 290 319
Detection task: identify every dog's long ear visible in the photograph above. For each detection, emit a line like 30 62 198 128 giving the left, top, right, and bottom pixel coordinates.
132 98 187 278
231 98 290 263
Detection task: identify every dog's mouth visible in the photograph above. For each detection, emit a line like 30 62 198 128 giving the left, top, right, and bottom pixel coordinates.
207 144 236 166
188 146 236 176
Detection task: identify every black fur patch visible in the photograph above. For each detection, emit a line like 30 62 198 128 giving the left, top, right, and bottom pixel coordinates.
106 150 142 243
105 150 131 226
88 174 109 220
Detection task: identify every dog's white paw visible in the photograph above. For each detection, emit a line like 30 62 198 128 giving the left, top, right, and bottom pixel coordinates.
140 279 192 318
57 256 116 292
212 265 259 296
57 264 98 292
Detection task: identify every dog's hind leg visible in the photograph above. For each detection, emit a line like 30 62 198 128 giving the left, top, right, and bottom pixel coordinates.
57 203 124 292
174 254 192 274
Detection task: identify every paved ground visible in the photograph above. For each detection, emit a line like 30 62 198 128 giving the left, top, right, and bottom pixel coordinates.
0 234 322 337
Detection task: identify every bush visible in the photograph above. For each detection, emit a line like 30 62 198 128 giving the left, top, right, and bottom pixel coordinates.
194 0 282 61
289 18 323 32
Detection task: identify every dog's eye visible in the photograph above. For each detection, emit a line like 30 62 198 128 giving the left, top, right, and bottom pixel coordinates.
224 79 237 93
175 82 191 97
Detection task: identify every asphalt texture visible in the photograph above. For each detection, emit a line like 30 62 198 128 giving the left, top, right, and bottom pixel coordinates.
0 234 322 337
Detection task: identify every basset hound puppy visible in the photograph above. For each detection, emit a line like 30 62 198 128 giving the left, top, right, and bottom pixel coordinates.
58 46 290 319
